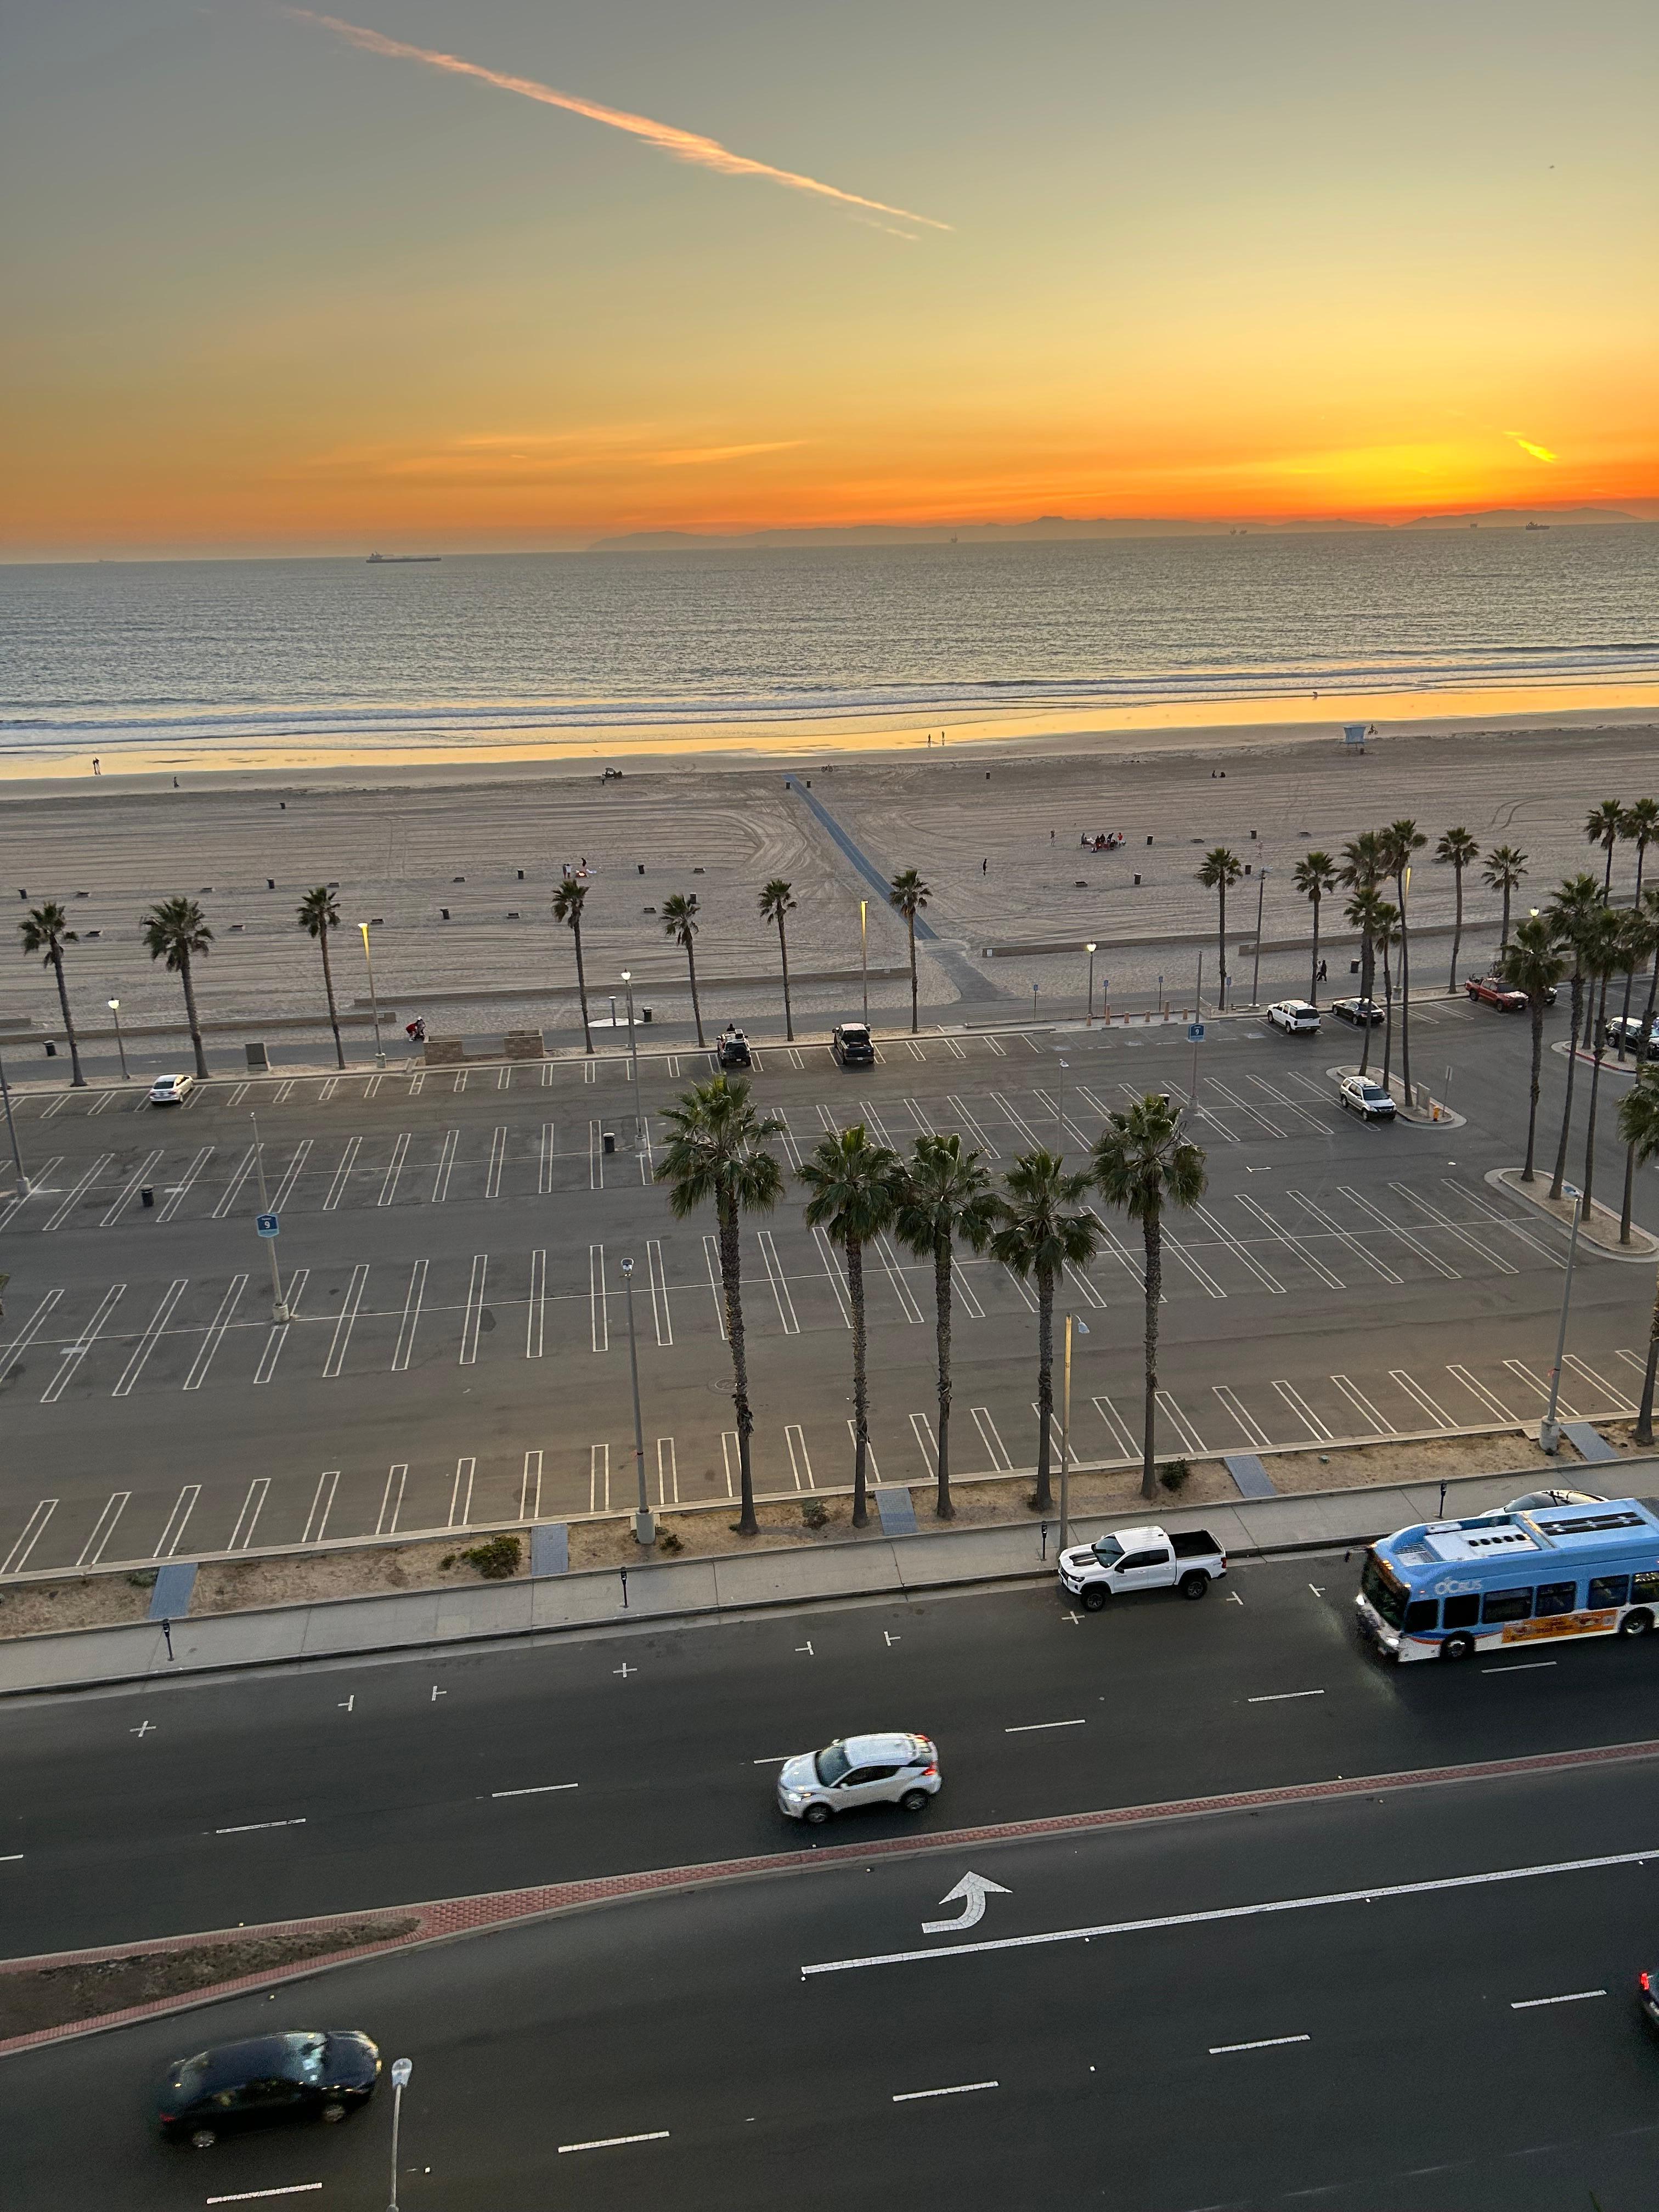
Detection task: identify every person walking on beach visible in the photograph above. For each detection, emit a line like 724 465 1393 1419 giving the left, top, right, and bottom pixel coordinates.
981 858 988 874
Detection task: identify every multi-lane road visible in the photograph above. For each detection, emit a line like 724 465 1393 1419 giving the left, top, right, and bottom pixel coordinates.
0 997 1652 1578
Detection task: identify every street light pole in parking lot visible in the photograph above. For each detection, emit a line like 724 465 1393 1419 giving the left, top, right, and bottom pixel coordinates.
0 1045 27 1198
1539 1194 1584 1454
621 969 644 1148
358 923 386 1070
1085 943 1097 1026
860 900 869 1023
108 998 129 1080
1058 1312 1088 1554
386 2056 412 2212
250 1111 288 1322
620 1256 656 1545
1250 867 1269 1007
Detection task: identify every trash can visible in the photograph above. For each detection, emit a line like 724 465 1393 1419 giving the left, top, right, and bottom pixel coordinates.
140 1187 155 1209
602 1131 616 1154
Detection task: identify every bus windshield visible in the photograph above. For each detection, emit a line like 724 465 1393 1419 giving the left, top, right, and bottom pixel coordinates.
1361 1551 1408 1629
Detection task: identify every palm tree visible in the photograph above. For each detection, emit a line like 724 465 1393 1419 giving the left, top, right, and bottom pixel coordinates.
551 878 595 1054
1435 826 1479 994
1545 873 1604 1201
1379 819 1426 1099
655 1075 784 1536
1618 888 1659 1242
1291 851 1336 1004
1499 913 1567 1182
140 896 213 1080
1195 848 1242 1009
1482 844 1528 955
296 887 346 1070
661 892 705 1048
1576 905 1632 1212
1587 798 1625 895
19 903 86 1087
1616 1069 1659 1443
1612 800 1659 1052
800 1125 902 1528
889 869 930 1035
891 1132 998 1519
1344 887 1389 1078
758 878 797 1041
1371 900 1401 1095
990 1149 1099 1514
1091 1096 1207 1501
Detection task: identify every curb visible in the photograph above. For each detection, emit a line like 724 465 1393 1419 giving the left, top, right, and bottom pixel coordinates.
8 1732 1659 2058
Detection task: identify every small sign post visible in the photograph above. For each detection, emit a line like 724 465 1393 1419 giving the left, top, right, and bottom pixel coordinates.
256 1212 280 1238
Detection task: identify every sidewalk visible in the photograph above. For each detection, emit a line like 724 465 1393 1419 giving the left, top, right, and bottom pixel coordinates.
9 1462 1646 1699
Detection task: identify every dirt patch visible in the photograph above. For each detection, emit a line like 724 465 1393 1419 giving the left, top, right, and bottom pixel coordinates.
193 1533 527 1614
1262 1431 1562 1494
0 1574 155 1639
0 1918 419 2040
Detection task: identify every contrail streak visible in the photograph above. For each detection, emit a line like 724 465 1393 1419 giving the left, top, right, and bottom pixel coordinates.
289 12 949 233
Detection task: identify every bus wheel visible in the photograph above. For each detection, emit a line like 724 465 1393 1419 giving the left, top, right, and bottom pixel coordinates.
1439 1633 1475 1661
1620 1609 1654 1638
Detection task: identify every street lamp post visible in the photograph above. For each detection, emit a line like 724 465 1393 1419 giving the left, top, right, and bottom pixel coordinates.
386 2056 413 2212
1056 1056 1068 1155
358 923 386 1070
619 1256 656 1544
860 900 869 1023
1539 1194 1584 1454
250 1111 288 1322
1085 943 1097 1026
621 969 644 1153
1250 867 1269 1007
1058 1313 1088 1554
0 1045 26 1197
108 998 129 1081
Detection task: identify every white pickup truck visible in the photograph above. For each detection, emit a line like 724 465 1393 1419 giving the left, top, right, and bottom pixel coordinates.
1058 1524 1228 1610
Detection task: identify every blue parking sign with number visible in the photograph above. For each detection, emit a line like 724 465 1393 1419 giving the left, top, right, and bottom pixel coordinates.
256 1213 280 1238
1187 1023 1205 1043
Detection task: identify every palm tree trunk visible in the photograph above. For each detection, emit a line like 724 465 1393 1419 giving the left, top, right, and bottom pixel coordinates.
719 1194 757 1536
178 950 208 1080
1216 887 1227 1011
1381 943 1394 1095
1619 961 1659 1240
50 950 85 1086
1032 1266 1054 1511
1500 885 1513 953
1549 971 1584 1202
907 915 918 1034
1139 1208 1163 1502
777 917 794 1042
1396 876 1413 1098
1614 843 1646 1056
848 1236 870 1527
933 1239 953 1519
1309 897 1322 1005
319 928 345 1070
1357 934 1375 1078
685 936 704 1048
1637 1268 1659 1447
1581 969 1612 1209
572 921 593 1054
1447 866 1463 994
1523 1005 1544 1181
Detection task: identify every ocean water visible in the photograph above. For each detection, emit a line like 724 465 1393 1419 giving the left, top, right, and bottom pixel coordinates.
2 528 1656 760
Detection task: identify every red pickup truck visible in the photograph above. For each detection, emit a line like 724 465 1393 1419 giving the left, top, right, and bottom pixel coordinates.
1465 974 1529 1012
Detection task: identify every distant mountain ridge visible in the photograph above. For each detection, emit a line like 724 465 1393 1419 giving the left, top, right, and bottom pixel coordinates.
591 506 1646 551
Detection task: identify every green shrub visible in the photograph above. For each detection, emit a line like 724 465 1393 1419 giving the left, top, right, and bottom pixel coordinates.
658 1530 684 1554
460 1534 521 1581
801 1498 829 1530
1158 1458 1192 1492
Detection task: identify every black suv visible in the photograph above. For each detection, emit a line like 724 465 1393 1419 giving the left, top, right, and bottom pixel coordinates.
831 1022 876 1068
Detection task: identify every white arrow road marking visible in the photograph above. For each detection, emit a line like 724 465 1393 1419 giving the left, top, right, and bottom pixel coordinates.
923 1871 1012 1933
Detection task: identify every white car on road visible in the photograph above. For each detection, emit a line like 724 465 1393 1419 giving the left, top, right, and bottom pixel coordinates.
148 1074 195 1106
776 1732 940 1824
1267 1000 1320 1034
1339 1074 1396 1120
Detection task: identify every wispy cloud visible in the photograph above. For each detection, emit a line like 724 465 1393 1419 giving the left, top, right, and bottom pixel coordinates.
1506 431 1559 463
651 441 804 467
286 12 949 234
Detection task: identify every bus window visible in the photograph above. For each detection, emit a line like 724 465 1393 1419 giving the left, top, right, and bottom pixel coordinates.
1589 1574 1630 1607
1634 1572 1659 1602
1482 1587 1533 1624
1536 1582 1577 1616
1443 1594 1480 1629
1403 1600 1438 1632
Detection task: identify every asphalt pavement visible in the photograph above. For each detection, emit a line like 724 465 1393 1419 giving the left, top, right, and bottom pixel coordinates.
10 1754 1659 2209
1 996 1652 1578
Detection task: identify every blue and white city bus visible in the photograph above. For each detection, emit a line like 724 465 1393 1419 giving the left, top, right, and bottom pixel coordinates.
1356 1497 1659 1662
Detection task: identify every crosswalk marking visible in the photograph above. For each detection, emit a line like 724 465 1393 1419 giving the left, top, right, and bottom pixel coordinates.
392 1260 428 1372
77 1492 131 1566
758 1230 800 1333
301 1470 339 1544
526 1249 546 1358
1 1500 58 1575
42 1283 125 1402
378 1132 409 1205
589 1243 608 1351
112 1278 190 1397
253 1267 308 1384
431 1129 459 1203
104 1149 166 1226
183 1274 247 1390
42 1152 114 1231
459 1255 489 1365
323 1136 360 1210
321 1264 369 1378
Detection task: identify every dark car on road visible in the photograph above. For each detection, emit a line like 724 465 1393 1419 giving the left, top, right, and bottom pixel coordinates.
159 2032 380 2148
831 1022 876 1068
1330 997 1384 1027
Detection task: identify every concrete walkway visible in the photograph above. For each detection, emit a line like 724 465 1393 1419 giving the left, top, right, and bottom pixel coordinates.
10 1462 1652 1699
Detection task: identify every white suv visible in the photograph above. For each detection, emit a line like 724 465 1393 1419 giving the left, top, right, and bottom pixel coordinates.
1339 1074 1396 1120
1268 1000 1320 1034
776 1732 940 1825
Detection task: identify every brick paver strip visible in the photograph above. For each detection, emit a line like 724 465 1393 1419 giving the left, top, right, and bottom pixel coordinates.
7 1731 1657 2058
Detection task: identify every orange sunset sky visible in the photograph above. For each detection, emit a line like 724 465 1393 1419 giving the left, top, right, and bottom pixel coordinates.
3 0 1656 558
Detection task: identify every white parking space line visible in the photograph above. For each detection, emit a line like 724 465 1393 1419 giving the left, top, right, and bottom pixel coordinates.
253 1268 307 1384
1233 1194 1345 1289
512 1449 541 1519
42 1152 114 1231
0 1157 62 1229
112 1278 189 1397
459 1255 488 1365
1210 1079 1285 1137
104 1149 166 1226
408 1071 426 1096
972 1406 1015 1469
1061 1257 1108 1310
42 1283 125 1401
538 1120 555 1192
720 1431 739 1498
1006 1718 1085 1733
183 1274 247 1390
1564 1353 1635 1412
892 2083 997 2102
590 1443 610 1514
1242 1073 1327 1132
1511 1989 1606 2010
589 1243 608 1352
910 1410 939 1470
38 1091 74 1120
1 1500 59 1576
558 2131 670 2153
270 1080 296 1104
227 1479 270 1551
981 1034 1007 1056
1338 1184 1460 1279
1445 1363 1517 1421
773 1108 804 1170
1164 1080 1239 1144
1439 1178 1564 1265
431 1128 459 1202
497 1061 512 1090
1090 1395 1137 1456
492 1782 579 1799
589 1118 605 1190
702 1235 728 1339
879 1233 928 1321
85 1088 122 1115
1000 1260 1039 1311
1388 1368 1454 1427
448 1456 476 1527
1212 1384 1272 1447
321 1263 369 1378
269 1139 311 1209
1285 1189 1402 1283
785 1423 815 1490
857 1098 896 1146
936 1031 966 1058
205 2185 324 2203
322 1136 360 1211
1210 2034 1311 2055
0 1289 64 1378
990 1090 1041 1144
301 1471 339 1544
758 1230 802 1333
1503 1358 1581 1417
77 1492 131 1566
1194 1204 1285 1294
953 1262 987 1319
392 1259 428 1371
946 1094 1000 1155
377 1132 409 1205
1387 1183 1517 1273
453 1068 469 1093
656 1436 679 1505
812 1226 855 1325
846 1420 881 1479
1331 1375 1395 1433
318 1077 338 1102
900 1096 934 1136
1155 1391 1207 1452
375 1464 407 1536
1271 1379 1334 1441
209 1143 260 1219
156 1144 216 1222
151 1483 201 1558
525 1249 546 1358
646 1237 672 1345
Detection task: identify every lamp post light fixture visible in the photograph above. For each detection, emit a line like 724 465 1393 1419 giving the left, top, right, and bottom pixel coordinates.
619 1256 656 1545
386 2057 413 2212
108 998 130 1081
621 969 644 1151
1085 943 1097 1026
358 923 386 1070
0 1044 26 1198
